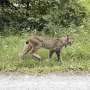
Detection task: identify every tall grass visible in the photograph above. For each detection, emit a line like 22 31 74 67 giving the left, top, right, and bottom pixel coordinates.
0 27 90 74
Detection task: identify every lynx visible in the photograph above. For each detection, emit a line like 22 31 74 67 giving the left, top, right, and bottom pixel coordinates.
20 35 73 62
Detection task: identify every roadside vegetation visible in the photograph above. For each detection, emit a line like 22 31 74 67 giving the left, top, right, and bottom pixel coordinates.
0 0 90 74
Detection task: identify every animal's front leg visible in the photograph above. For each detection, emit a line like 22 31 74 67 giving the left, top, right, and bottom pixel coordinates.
55 49 62 63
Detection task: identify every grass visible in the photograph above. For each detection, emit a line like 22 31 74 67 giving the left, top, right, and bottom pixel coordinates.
0 29 90 74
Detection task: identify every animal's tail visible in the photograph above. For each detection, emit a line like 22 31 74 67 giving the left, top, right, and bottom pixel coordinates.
26 40 29 44
26 39 31 44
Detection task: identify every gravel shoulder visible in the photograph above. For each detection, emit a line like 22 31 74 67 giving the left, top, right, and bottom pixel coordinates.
0 72 90 90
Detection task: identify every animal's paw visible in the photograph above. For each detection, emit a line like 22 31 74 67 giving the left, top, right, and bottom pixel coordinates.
57 61 63 65
32 54 42 61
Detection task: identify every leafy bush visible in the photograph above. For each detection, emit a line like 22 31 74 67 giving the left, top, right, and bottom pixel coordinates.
0 0 87 35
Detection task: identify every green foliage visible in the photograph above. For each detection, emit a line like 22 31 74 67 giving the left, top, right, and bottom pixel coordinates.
0 27 90 73
0 0 88 35
50 0 86 27
0 0 90 73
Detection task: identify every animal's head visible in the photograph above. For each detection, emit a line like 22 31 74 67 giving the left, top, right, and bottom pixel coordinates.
62 35 73 47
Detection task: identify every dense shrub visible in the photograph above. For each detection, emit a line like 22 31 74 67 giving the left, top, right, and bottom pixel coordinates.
0 0 88 35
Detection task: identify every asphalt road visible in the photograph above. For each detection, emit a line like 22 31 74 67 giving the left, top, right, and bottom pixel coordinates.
0 73 90 90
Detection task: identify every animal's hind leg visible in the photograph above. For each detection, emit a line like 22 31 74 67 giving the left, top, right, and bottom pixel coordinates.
19 44 32 59
30 47 41 60
29 48 36 54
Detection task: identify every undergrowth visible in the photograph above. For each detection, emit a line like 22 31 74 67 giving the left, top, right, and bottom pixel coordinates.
0 28 90 74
